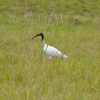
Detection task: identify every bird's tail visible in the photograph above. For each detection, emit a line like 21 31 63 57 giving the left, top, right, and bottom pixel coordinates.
63 54 68 58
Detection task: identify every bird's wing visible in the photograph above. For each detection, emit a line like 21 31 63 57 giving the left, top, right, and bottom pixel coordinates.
45 45 62 57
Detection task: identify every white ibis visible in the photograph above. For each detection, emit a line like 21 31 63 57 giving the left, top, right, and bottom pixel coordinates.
31 33 68 59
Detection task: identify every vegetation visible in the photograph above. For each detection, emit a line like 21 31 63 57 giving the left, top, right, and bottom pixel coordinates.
0 0 100 100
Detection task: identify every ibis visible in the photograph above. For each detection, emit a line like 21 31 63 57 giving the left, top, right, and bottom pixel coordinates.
31 33 68 59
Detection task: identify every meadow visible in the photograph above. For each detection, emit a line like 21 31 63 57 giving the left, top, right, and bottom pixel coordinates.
0 0 100 100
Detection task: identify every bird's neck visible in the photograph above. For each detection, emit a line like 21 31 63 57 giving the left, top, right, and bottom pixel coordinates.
42 40 46 46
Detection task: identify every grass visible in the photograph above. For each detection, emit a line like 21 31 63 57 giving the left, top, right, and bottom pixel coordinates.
0 0 100 100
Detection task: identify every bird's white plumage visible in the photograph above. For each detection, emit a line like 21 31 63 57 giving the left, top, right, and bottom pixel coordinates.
44 45 61 56
43 43 67 59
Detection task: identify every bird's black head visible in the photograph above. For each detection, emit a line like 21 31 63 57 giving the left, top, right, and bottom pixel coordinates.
31 33 44 41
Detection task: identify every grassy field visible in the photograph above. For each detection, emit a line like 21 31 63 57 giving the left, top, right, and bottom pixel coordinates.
0 0 100 100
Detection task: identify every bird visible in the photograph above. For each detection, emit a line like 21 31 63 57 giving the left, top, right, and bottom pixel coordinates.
31 33 68 59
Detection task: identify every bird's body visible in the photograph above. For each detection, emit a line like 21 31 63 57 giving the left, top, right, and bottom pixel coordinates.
31 33 67 59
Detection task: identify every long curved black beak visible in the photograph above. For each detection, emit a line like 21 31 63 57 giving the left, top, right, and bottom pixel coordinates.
31 33 44 41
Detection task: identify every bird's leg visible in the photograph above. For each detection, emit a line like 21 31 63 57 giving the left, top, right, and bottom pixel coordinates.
48 56 53 60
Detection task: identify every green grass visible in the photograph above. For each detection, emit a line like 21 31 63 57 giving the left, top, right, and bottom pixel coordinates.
0 0 100 100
